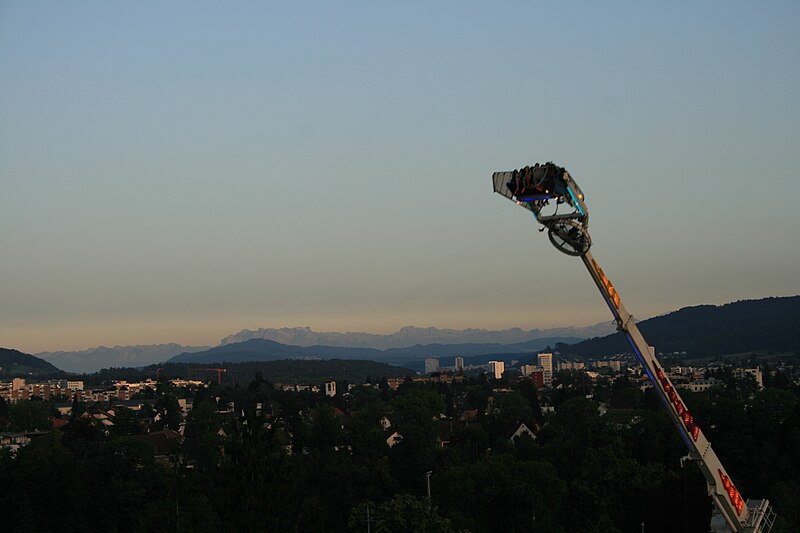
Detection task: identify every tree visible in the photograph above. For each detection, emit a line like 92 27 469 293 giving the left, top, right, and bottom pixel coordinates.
155 393 182 431
491 391 534 438
303 404 343 453
446 424 489 464
347 401 389 461
349 494 457 533
609 375 642 409
390 387 445 492
436 455 566 533
0 397 9 430
111 405 142 436
70 394 86 419
517 378 544 425
9 400 51 432
183 400 223 470
220 407 300 531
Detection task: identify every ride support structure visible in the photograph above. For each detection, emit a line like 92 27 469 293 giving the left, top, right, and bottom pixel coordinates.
492 163 775 533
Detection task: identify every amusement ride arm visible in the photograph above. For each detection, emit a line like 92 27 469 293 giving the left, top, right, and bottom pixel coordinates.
582 250 770 533
492 163 774 533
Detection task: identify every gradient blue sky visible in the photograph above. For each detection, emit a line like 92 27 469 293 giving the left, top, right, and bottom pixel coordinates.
2 1 798 353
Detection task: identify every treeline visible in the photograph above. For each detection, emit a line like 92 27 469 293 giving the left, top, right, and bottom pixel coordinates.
1 371 798 532
79 359 413 388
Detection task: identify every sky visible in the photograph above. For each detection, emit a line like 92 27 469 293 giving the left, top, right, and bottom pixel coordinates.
1 1 799 354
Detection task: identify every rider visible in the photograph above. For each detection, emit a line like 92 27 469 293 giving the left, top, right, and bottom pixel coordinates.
507 163 568 201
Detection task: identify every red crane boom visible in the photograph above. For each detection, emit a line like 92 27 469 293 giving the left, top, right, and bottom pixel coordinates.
191 367 227 384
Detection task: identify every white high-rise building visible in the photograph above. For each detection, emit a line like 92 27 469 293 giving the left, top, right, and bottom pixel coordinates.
537 353 553 387
424 358 440 374
325 381 336 397
454 356 464 372
488 361 505 380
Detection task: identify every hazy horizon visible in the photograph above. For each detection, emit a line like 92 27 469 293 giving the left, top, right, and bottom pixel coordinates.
13 294 795 355
27 318 615 355
2 2 799 355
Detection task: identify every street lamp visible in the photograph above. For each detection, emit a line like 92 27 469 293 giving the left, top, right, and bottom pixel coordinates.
425 471 432 500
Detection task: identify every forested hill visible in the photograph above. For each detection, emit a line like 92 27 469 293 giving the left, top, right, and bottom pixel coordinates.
0 348 61 376
167 339 385 364
166 336 582 366
557 295 800 358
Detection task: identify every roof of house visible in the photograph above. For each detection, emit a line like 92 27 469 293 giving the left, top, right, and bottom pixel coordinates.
511 422 537 441
131 429 183 456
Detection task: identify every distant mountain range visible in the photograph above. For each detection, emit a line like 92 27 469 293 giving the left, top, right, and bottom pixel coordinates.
219 324 615 348
23 296 799 375
37 344 211 374
35 324 614 373
557 296 800 359
0 348 60 376
168 296 799 368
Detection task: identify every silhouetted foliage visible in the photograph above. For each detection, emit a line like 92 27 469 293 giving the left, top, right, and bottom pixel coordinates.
1 366 798 532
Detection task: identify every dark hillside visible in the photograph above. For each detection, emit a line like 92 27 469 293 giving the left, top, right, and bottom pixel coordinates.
0 347 61 376
167 337 583 367
167 338 386 364
557 296 800 358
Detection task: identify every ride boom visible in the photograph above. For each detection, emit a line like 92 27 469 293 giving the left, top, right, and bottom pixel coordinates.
492 163 774 533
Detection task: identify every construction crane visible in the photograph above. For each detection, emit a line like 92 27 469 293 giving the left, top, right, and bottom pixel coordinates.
192 367 227 384
492 163 775 533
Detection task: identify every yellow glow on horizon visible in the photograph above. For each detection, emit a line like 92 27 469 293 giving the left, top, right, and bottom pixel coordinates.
1 306 610 354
